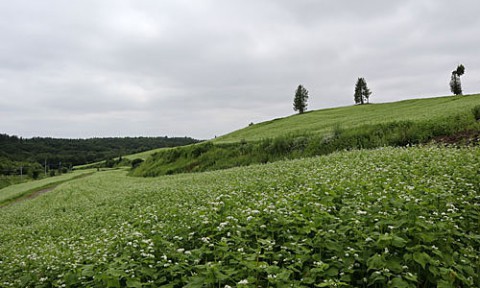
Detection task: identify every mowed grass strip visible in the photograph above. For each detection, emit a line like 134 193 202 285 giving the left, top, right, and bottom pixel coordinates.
0 169 95 206
215 94 480 143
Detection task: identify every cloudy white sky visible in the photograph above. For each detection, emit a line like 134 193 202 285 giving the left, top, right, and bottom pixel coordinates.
1 1 479 139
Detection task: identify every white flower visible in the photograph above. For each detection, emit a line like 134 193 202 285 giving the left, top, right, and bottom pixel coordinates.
268 274 276 279
238 279 249 285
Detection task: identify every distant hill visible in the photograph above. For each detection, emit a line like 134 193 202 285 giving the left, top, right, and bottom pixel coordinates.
0 135 200 177
133 94 480 177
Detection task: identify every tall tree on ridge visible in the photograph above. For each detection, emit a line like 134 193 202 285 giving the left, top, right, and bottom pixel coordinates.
354 77 372 105
293 85 309 114
450 64 465 95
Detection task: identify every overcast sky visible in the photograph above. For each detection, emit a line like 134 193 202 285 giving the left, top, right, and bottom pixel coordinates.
1 1 479 139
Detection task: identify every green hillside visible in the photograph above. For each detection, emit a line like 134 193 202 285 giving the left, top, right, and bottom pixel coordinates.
215 94 480 143
133 94 480 177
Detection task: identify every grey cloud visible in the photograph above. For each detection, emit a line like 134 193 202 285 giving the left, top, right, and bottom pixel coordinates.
1 1 479 139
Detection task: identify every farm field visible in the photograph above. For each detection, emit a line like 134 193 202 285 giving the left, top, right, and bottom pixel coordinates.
215 94 480 143
0 146 478 287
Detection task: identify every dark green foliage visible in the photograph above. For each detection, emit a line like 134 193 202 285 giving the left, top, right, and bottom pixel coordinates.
450 73 462 95
31 170 40 180
0 157 44 188
473 105 480 121
133 110 479 177
104 158 116 168
0 175 27 190
354 77 371 104
0 135 199 176
131 158 144 169
450 64 465 95
293 85 309 114
456 64 465 76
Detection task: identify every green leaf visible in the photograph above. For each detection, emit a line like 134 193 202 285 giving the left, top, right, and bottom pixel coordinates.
377 233 392 248
367 254 385 271
437 280 455 288
81 264 95 277
126 279 143 288
404 272 417 282
391 235 407 248
324 267 339 277
386 259 404 273
390 277 410 288
413 252 430 269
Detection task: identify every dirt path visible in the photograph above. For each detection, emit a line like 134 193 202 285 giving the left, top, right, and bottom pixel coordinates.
1 186 56 208
24 186 56 200
0 172 93 208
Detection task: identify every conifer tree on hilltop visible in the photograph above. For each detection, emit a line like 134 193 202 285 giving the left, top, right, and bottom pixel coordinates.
354 77 372 105
450 64 465 95
293 85 309 114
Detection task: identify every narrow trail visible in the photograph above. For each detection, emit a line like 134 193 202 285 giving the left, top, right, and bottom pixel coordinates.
0 172 94 209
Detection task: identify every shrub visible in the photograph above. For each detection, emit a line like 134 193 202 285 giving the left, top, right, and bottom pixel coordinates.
131 158 144 169
473 105 480 121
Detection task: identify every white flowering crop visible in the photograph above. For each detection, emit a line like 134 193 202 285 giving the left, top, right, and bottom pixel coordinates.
0 146 478 287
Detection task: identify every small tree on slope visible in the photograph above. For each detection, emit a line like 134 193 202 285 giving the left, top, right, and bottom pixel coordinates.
450 64 465 95
293 85 309 114
354 77 372 104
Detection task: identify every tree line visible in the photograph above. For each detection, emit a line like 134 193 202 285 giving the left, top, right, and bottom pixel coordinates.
293 64 467 114
0 134 200 177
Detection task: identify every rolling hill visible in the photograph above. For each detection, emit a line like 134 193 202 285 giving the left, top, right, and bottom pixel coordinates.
215 94 480 143
133 94 480 176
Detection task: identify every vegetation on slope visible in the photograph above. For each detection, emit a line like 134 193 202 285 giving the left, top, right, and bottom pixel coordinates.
0 146 478 287
133 95 480 177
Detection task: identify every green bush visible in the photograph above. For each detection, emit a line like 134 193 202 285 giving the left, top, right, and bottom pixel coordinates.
131 158 144 169
473 105 480 121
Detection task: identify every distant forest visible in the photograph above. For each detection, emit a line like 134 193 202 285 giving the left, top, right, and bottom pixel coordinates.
0 134 200 176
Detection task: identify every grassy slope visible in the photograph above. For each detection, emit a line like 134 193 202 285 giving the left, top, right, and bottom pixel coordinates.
133 94 480 176
215 94 480 143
